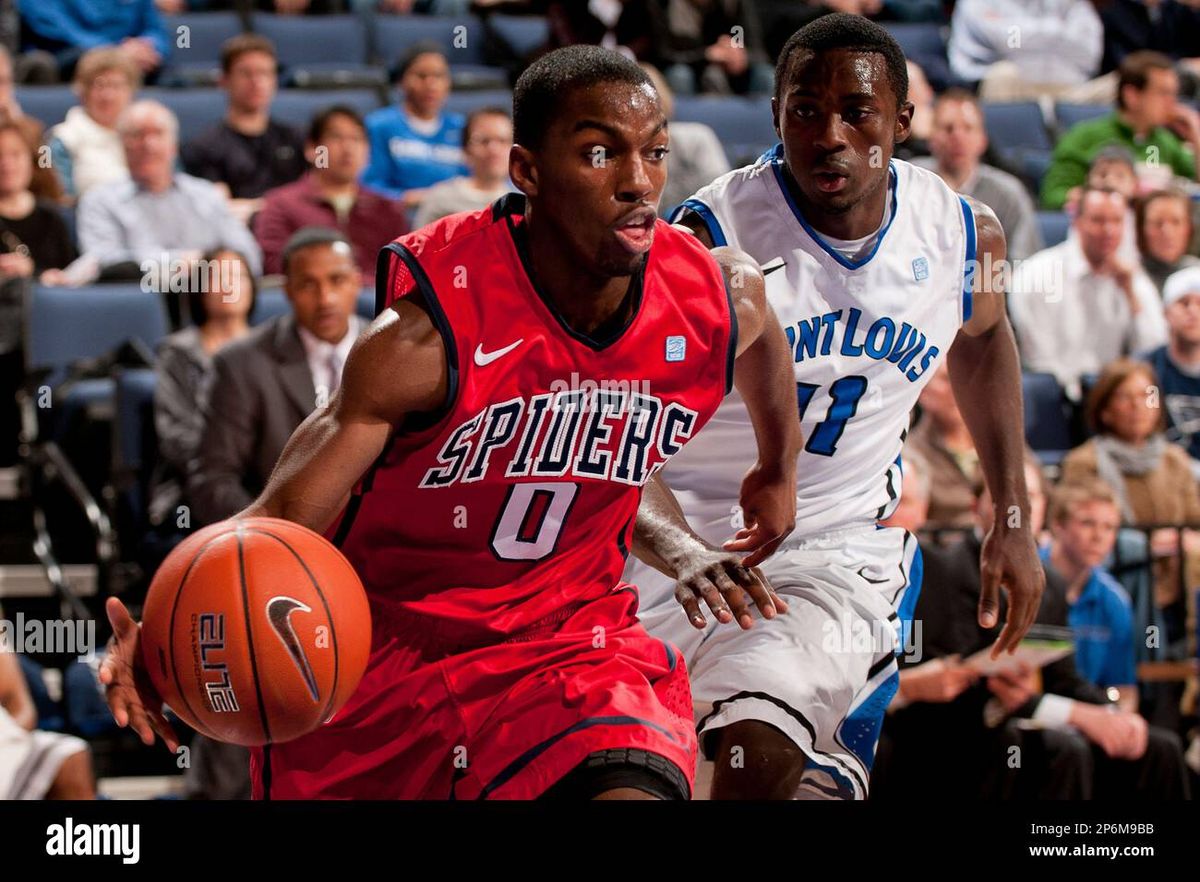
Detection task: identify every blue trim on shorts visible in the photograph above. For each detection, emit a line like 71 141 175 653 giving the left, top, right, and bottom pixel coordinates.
835 667 900 778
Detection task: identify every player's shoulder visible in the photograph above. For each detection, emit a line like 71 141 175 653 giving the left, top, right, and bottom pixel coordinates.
676 146 779 213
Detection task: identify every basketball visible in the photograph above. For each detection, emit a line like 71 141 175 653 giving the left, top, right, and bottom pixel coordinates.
139 517 372 747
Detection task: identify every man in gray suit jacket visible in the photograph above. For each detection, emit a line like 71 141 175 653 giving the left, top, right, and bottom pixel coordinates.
189 227 366 527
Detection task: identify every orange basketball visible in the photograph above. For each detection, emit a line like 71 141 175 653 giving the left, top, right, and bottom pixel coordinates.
140 517 371 747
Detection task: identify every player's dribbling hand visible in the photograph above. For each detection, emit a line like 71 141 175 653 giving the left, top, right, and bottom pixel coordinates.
978 522 1045 658
672 546 787 631
724 460 796 568
99 597 179 753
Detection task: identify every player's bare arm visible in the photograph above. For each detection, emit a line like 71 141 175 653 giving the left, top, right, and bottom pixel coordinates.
948 196 1045 656
99 297 449 749
632 246 800 629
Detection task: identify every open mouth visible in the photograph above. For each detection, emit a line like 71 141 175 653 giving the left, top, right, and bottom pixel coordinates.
814 171 849 193
612 212 656 254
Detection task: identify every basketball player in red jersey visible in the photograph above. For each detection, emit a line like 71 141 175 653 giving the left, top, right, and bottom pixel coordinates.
100 46 802 799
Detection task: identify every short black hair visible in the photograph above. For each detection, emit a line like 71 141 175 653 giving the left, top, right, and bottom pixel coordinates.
307 104 366 145
282 227 353 275
393 41 446 82
774 13 908 109
512 45 654 149
186 249 257 327
462 106 511 148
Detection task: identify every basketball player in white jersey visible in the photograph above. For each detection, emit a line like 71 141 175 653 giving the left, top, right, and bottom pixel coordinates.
627 14 1045 799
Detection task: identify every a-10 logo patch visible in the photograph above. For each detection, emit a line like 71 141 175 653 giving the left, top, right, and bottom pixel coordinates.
420 389 700 489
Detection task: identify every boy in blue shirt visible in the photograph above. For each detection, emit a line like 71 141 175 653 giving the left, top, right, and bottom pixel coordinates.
1143 266 1200 470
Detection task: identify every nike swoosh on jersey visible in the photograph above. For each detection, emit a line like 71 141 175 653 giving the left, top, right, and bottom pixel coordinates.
474 338 524 366
266 596 320 702
761 257 786 275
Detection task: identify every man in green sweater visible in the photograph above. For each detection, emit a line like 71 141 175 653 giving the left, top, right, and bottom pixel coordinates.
1041 50 1200 210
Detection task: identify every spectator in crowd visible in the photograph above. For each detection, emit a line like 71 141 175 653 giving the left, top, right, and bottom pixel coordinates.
188 227 364 525
546 0 658 62
413 106 514 228
902 364 1029 536
19 0 168 81
1099 0 1200 78
0 646 95 799
1041 51 1200 210
181 35 306 223
362 43 468 210
1065 146 1140 263
1145 266 1200 466
893 58 932 161
650 0 773 96
1042 479 1139 708
0 121 76 282
1009 187 1166 402
150 249 256 532
915 89 1042 260
948 0 1111 103
876 459 1191 801
255 105 409 280
47 47 138 200
639 64 729 214
1061 357 1200 618
76 100 262 283
0 47 62 204
1136 189 1200 295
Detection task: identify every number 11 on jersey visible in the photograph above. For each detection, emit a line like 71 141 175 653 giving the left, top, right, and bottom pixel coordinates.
796 376 869 457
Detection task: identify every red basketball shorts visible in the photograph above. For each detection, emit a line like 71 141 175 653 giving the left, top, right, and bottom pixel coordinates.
249 586 696 799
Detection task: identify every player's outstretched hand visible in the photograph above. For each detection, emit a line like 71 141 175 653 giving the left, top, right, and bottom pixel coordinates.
673 546 787 631
724 460 796 568
978 524 1045 658
99 597 179 752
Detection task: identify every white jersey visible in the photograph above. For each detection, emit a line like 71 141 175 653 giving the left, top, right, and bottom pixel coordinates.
667 146 977 539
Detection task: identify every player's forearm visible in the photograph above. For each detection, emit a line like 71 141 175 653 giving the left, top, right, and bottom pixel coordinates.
734 308 802 472
632 475 713 578
948 318 1030 520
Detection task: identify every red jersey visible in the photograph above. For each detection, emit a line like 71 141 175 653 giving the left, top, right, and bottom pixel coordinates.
331 194 736 643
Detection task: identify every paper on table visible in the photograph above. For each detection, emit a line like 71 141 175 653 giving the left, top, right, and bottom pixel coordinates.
963 625 1075 678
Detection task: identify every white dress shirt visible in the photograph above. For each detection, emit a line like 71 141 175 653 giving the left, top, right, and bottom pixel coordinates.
1008 238 1168 400
296 316 362 407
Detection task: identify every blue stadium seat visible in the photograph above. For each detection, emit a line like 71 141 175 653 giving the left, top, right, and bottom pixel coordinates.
1021 371 1073 464
487 14 549 58
981 102 1052 189
15 86 77 128
1036 210 1070 247
142 87 227 143
252 13 383 87
672 96 776 167
371 15 507 89
159 12 245 87
1054 102 1110 134
271 89 384 132
252 287 290 326
112 368 158 530
443 89 512 117
884 23 953 91
357 287 377 320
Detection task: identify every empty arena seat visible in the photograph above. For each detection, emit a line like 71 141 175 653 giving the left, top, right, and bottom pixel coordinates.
15 86 77 128
142 88 227 143
251 13 383 87
487 14 549 58
672 96 776 167
271 89 384 131
442 89 513 117
357 287 377 321
112 367 159 531
159 12 245 87
1021 371 1073 464
371 15 507 89
884 22 953 91
981 102 1053 189
252 287 290 326
1036 211 1070 247
1054 102 1110 134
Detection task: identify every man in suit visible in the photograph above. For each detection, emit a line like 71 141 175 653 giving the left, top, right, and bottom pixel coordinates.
874 458 1191 800
189 226 365 527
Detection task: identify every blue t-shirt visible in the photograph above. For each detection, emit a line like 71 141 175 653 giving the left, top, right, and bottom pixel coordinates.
361 106 468 200
1143 345 1200 463
1040 546 1137 688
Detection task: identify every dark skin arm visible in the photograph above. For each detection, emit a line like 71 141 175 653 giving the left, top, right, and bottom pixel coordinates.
950 196 1044 656
100 299 448 749
633 241 802 630
0 650 37 731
